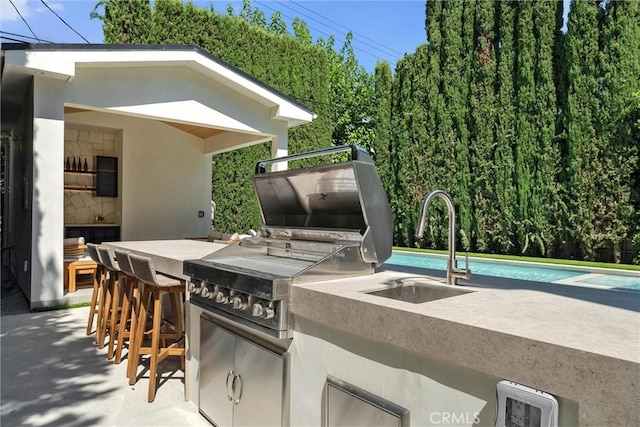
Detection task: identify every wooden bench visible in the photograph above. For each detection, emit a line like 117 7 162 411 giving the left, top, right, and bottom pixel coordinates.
64 258 98 293
64 242 98 293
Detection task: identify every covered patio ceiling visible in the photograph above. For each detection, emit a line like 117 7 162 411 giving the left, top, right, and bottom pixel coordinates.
64 106 228 140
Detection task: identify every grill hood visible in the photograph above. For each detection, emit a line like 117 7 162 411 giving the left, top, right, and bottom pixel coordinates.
184 144 393 293
253 144 392 266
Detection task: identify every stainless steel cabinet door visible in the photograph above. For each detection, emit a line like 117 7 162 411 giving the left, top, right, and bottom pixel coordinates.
200 317 235 427
232 336 285 427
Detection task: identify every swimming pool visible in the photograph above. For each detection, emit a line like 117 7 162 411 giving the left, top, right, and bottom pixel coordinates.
384 251 640 290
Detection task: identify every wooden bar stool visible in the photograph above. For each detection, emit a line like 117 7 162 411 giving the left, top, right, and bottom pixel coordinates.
127 253 186 402
113 249 139 365
96 247 121 358
85 243 106 337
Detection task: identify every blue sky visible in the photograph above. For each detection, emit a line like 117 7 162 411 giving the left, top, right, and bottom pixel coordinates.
0 0 427 72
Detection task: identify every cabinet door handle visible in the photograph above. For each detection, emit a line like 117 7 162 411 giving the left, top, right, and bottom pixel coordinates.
225 370 234 401
232 373 243 405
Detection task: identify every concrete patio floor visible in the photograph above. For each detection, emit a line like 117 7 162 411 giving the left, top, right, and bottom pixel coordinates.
1 306 210 426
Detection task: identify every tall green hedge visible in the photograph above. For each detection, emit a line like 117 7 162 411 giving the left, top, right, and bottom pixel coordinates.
96 0 332 232
391 0 638 261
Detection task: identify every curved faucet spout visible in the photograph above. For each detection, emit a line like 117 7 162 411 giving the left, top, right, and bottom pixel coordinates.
415 190 471 286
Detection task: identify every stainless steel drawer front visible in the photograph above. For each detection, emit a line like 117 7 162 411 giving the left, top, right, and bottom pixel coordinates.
325 375 410 427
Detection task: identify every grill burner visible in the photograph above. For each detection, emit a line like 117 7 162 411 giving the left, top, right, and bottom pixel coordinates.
184 145 392 339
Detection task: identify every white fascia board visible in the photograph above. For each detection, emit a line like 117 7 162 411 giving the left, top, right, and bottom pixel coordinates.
4 50 75 80
268 105 316 125
30 49 193 68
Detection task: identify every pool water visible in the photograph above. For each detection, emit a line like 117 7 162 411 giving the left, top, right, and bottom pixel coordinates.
384 252 640 290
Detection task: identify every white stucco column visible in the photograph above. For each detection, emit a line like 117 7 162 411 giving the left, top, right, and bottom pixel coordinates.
270 124 289 171
31 76 66 307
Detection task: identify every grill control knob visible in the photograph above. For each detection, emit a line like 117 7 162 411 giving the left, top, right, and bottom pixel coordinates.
188 281 202 294
200 285 212 298
230 295 247 310
211 286 229 304
251 302 265 318
214 290 228 304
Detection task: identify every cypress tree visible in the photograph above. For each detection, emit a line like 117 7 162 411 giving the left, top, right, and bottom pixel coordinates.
514 1 540 254
456 0 475 250
493 0 518 254
553 3 571 258
410 44 433 243
441 0 474 250
372 61 394 199
531 0 563 257
599 0 640 261
565 0 606 259
390 54 416 246
510 0 562 256
417 1 447 248
421 0 474 251
468 0 498 253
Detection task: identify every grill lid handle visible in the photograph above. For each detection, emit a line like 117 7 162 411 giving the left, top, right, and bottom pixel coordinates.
255 144 373 174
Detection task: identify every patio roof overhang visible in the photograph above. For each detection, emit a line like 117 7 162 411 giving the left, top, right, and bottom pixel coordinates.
1 44 316 154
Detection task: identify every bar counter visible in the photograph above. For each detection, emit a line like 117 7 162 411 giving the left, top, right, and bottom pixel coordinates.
103 239 225 279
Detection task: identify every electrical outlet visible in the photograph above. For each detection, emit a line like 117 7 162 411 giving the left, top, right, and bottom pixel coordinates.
198 210 205 218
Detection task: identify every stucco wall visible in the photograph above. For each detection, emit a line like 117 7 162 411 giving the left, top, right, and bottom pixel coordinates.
289 316 579 427
185 307 578 426
31 76 66 307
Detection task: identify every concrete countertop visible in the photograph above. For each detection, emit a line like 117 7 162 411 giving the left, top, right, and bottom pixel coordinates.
103 239 225 279
290 268 640 426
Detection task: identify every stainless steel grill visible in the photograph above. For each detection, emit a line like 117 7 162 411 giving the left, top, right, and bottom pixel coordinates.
184 145 392 339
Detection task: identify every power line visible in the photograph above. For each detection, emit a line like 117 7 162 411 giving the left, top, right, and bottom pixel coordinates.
8 0 41 43
1 35 29 43
0 31 54 43
280 0 405 58
39 0 90 43
253 0 395 64
273 0 399 60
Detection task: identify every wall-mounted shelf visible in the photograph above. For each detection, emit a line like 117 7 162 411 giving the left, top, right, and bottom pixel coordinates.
63 156 117 196
64 185 97 192
64 170 96 175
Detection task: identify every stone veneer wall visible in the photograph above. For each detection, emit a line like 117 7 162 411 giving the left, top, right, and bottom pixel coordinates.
64 127 118 224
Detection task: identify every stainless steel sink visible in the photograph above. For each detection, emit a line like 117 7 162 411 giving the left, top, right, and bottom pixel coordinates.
364 281 472 304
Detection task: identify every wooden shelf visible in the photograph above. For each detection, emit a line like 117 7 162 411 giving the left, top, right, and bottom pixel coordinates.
64 185 97 191
64 170 96 175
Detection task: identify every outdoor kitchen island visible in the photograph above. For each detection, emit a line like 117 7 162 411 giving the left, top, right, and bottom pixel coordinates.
186 268 639 427
182 145 638 427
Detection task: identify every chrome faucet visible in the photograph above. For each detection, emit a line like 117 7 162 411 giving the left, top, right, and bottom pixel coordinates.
415 190 472 286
